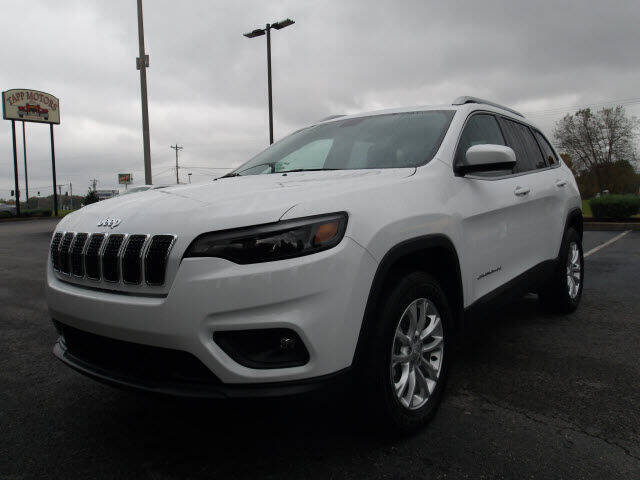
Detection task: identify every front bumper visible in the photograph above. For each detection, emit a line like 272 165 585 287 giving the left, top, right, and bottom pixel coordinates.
46 237 377 387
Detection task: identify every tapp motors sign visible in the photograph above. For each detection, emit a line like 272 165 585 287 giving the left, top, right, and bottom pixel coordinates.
2 89 60 124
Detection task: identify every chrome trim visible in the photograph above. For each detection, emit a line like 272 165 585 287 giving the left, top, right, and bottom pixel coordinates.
72 233 89 279
102 233 125 284
50 232 63 272
452 95 524 118
53 231 176 288
145 234 177 286
58 232 74 276
122 234 150 285
117 234 130 284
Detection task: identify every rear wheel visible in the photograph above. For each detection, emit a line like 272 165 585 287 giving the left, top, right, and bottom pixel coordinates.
539 228 583 313
364 271 452 433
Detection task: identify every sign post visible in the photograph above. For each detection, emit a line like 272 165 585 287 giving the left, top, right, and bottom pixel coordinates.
10 120 20 217
2 89 60 216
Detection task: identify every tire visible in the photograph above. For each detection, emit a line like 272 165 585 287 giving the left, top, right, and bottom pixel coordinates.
363 271 452 433
539 227 583 313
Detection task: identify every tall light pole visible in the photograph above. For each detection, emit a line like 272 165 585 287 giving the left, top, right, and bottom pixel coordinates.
244 18 295 144
136 0 152 184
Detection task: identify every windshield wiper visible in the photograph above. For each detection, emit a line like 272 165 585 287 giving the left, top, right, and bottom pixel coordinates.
279 168 341 173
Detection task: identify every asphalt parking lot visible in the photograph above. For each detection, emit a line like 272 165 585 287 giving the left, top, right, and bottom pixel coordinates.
1 219 639 479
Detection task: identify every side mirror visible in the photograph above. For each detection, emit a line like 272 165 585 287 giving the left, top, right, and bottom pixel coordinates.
457 144 516 176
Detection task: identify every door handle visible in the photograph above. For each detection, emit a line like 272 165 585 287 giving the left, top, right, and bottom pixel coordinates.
514 186 531 196
555 180 567 187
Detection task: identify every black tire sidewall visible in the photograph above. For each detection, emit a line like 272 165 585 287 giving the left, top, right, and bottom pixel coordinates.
369 271 453 432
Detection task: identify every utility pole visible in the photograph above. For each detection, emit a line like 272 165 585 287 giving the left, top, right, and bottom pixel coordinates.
170 144 183 184
69 182 73 210
136 0 152 184
188 172 192 184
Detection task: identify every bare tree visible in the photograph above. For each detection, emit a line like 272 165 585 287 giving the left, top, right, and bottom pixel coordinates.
554 106 639 193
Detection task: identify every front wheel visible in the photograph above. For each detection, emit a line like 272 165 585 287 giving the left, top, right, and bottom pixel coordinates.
364 271 452 433
539 227 584 313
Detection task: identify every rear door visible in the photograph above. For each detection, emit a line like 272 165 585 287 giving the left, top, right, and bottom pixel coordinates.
497 117 555 272
532 129 567 260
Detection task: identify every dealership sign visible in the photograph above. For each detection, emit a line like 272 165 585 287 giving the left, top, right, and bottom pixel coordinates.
118 173 132 185
2 89 60 124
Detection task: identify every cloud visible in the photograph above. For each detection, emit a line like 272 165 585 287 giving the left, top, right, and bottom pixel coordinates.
2 0 640 199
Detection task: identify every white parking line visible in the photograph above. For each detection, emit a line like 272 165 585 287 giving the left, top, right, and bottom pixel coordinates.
584 230 631 258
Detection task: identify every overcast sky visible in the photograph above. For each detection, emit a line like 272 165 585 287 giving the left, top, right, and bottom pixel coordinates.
2 0 640 199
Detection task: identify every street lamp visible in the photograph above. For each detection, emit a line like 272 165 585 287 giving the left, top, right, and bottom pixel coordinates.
244 18 295 144
188 173 192 184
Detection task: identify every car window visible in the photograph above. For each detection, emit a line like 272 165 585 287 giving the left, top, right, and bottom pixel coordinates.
274 139 333 172
455 114 509 177
231 110 455 175
498 118 546 173
533 130 558 166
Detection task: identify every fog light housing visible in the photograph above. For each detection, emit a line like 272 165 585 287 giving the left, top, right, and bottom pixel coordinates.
213 329 309 369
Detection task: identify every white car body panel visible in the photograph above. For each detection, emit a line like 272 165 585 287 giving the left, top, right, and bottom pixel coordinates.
46 101 582 390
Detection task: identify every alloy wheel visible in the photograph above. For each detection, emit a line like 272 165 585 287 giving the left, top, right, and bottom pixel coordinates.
566 242 582 299
390 298 444 410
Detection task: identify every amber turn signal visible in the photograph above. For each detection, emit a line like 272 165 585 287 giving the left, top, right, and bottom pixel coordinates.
314 221 339 245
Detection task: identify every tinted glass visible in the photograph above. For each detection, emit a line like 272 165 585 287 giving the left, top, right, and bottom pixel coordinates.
455 114 505 166
498 118 546 172
533 130 557 166
230 111 455 175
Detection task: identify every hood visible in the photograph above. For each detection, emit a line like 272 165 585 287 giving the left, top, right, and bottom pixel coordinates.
58 168 414 237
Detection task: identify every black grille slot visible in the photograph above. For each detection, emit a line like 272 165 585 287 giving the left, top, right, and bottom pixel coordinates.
59 233 75 274
85 234 105 280
50 232 63 271
70 233 88 276
102 234 125 282
122 235 147 284
145 235 175 285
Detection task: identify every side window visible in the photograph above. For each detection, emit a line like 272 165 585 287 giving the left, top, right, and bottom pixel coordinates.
498 118 546 172
455 114 505 166
533 130 558 166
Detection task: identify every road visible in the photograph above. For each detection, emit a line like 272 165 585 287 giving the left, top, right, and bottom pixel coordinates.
1 219 639 479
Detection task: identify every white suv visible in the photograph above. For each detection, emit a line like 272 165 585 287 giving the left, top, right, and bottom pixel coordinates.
46 96 583 431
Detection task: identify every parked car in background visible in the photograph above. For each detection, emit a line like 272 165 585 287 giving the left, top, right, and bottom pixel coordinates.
0 203 17 216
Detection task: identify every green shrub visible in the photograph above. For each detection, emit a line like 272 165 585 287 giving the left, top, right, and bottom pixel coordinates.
0 210 14 218
588 194 640 219
20 209 53 218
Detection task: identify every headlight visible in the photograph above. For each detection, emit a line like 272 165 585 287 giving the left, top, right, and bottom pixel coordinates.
184 212 348 264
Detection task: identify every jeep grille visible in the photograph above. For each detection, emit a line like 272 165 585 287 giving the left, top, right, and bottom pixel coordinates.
50 232 176 286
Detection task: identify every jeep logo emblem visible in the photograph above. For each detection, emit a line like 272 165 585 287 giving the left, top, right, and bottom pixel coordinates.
97 217 122 229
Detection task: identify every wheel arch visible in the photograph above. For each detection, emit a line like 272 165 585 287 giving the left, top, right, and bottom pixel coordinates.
352 234 463 368
566 207 583 239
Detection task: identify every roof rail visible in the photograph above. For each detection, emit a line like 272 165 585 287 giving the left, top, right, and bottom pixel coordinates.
452 96 524 118
318 114 346 122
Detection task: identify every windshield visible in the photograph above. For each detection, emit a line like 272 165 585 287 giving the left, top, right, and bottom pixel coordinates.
229 110 454 176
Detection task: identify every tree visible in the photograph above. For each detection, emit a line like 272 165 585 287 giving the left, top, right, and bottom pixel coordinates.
84 189 99 205
554 106 639 194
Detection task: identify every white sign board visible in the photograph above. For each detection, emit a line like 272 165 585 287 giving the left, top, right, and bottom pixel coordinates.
2 89 60 124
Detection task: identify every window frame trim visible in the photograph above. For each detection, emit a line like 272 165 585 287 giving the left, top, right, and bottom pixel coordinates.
453 109 561 181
